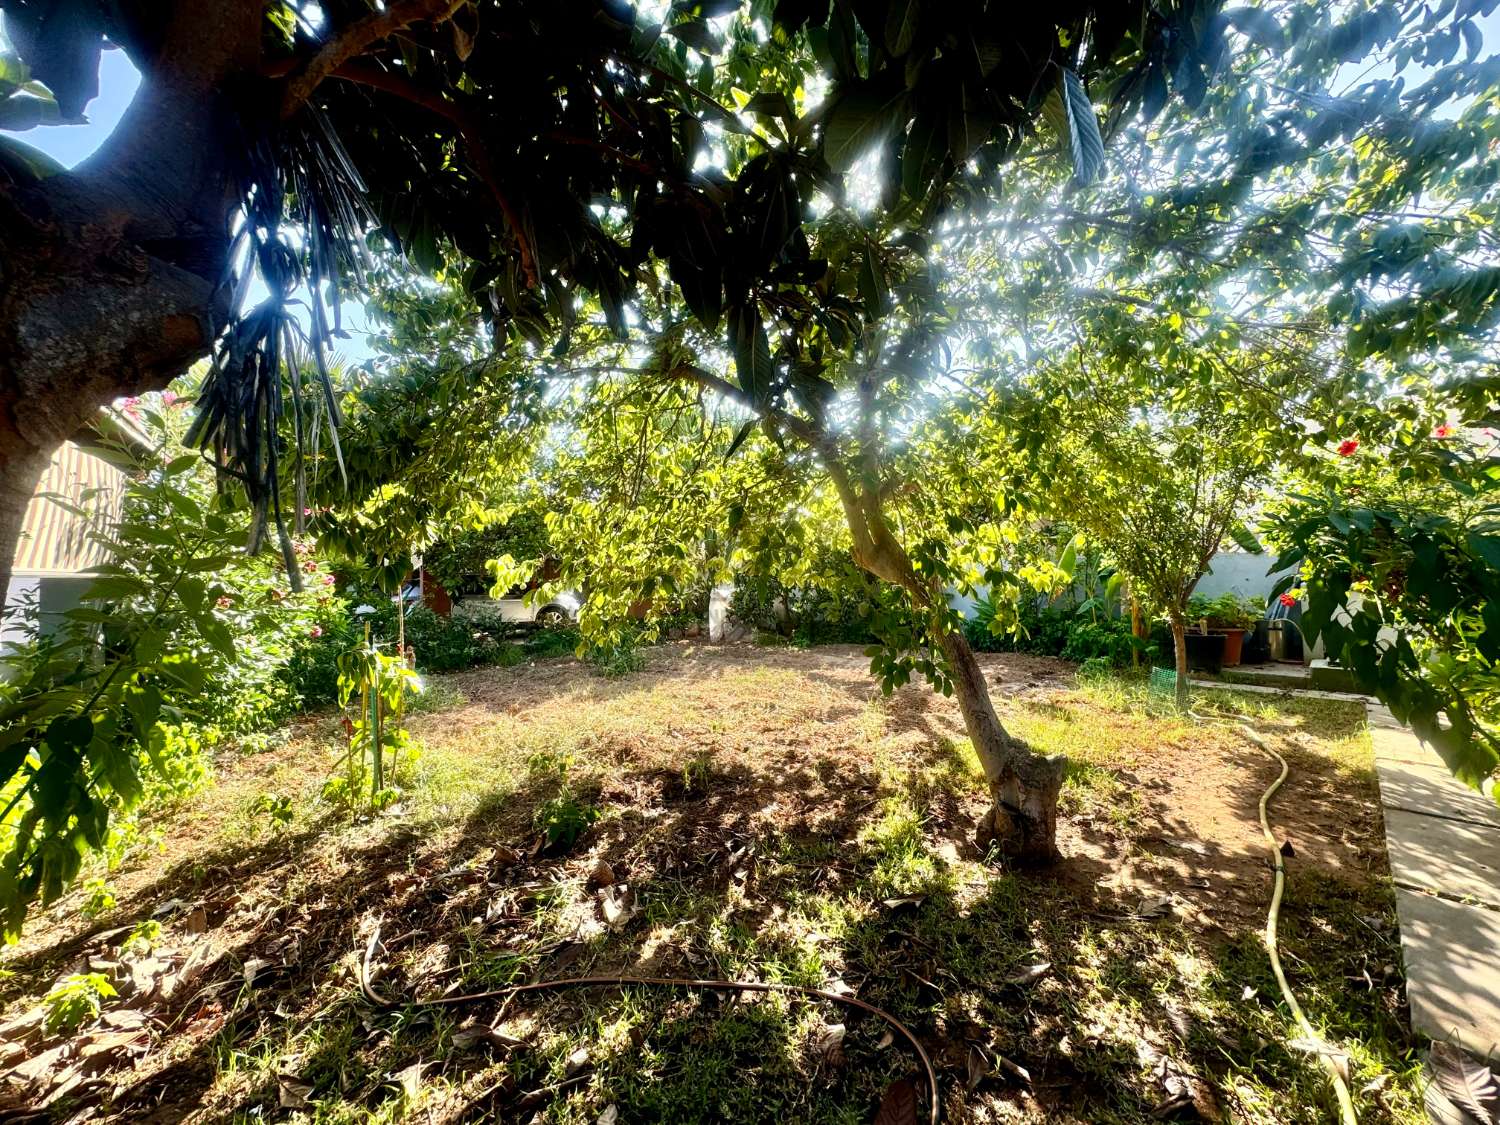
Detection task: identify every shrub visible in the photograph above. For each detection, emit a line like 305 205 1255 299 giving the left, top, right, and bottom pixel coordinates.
1077 656 1114 680
1060 617 1142 667
731 549 898 647
964 595 1070 656
588 629 646 677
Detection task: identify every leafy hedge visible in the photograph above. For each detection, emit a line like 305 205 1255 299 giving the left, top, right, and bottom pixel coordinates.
964 595 1152 667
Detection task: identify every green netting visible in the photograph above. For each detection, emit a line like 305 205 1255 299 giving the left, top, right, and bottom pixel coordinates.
1149 667 1180 697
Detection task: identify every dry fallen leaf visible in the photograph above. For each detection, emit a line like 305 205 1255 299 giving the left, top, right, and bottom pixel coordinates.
589 855 615 887
597 1106 619 1125
815 1022 846 1065
873 1077 918 1125
1005 962 1051 985
184 906 208 934
598 884 638 931
391 1060 425 1100
278 1074 313 1109
881 895 926 912
451 1023 524 1053
565 1045 591 1078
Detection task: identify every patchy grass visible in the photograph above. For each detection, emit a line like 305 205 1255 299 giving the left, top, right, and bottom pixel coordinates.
0 646 1421 1123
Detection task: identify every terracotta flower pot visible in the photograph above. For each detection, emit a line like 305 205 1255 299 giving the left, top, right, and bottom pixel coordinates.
1215 628 1245 666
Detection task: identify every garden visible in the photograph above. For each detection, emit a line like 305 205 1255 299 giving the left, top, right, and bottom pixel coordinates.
1 0 1498 1123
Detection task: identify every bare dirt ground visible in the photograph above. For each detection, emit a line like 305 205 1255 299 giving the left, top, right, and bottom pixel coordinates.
0 644 1418 1123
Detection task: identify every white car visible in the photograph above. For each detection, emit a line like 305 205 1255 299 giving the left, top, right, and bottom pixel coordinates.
462 586 580 627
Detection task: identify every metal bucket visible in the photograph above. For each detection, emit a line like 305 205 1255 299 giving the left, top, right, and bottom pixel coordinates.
1267 620 1288 662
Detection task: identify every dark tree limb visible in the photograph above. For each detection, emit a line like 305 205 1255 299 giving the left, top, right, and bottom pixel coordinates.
280 0 468 117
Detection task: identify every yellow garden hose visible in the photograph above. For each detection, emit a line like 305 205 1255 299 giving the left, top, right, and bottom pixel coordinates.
1192 710 1359 1125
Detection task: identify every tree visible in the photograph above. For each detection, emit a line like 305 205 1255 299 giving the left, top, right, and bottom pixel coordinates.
998 318 1335 706
1267 422 1500 796
0 0 1214 596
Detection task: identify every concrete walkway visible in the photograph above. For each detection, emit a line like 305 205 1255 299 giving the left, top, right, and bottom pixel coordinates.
1193 679 1500 1061
1367 702 1500 1063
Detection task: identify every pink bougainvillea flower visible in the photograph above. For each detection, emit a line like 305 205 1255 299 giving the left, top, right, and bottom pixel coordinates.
302 507 313 517
160 390 178 407
321 574 335 586
1278 593 1297 608
216 595 232 608
309 625 323 638
1434 424 1455 439
302 560 318 573
1337 438 1359 457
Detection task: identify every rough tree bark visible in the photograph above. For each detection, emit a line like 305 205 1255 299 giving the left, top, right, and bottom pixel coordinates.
1169 612 1190 708
826 461 1065 863
0 3 270 602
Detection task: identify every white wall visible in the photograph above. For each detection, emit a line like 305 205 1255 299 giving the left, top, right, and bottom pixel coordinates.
947 549 1296 622
1193 550 1297 607
2 575 94 649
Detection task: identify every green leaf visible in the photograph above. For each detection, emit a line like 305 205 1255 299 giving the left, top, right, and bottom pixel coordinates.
725 418 756 461
744 91 795 122
1060 68 1104 186
1057 533 1080 580
1226 522 1263 553
45 715 93 754
1223 6 1283 49
666 18 720 55
728 302 776 405
884 0 920 55
0 92 61 131
822 82 908 172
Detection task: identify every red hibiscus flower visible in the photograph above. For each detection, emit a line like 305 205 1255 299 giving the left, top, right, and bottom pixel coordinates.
1337 438 1359 457
1434 424 1455 439
1278 593 1297 608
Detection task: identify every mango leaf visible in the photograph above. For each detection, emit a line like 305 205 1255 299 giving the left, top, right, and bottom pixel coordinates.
1223 6 1283 49
666 18 720 55
724 418 756 461
883 0 920 55
822 82 908 172
1226 522 1263 553
728 302 776 405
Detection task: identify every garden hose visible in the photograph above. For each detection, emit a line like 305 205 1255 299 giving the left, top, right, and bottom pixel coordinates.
359 922 940 1125
1190 709 1359 1125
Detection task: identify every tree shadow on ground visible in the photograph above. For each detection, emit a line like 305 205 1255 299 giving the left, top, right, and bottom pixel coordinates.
0 675 1419 1124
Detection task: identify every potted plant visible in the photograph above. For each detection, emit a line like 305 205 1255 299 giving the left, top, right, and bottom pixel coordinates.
1188 593 1258 667
1182 629 1227 673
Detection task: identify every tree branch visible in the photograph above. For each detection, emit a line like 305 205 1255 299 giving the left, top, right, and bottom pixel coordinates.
329 61 538 287
280 0 467 117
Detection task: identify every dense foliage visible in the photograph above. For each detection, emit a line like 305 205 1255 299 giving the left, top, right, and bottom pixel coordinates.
1268 426 1499 793
0 400 334 939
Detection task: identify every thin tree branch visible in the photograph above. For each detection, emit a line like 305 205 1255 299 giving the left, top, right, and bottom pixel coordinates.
280 0 467 116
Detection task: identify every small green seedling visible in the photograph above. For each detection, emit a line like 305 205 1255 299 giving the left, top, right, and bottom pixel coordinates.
44 972 117 1034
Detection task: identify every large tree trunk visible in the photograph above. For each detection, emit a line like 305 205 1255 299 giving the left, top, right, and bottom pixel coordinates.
0 5 265 607
1170 612 1190 709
